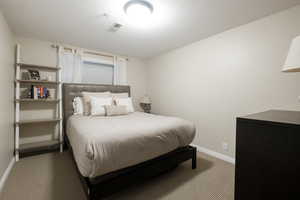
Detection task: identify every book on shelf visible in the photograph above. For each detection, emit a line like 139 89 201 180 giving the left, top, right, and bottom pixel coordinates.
31 85 50 99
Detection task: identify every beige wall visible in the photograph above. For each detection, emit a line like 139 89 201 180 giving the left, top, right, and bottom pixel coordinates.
0 12 15 178
127 57 148 111
15 36 148 143
146 5 300 158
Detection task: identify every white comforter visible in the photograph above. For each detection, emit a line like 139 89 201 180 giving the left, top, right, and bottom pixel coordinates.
67 112 196 178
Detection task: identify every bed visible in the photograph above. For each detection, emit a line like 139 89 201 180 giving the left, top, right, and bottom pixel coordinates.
63 83 197 200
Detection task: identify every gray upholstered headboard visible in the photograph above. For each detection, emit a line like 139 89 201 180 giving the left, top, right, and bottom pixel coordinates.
62 83 131 127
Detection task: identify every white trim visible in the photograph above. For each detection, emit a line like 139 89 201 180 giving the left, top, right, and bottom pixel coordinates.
0 158 15 194
57 47 63 153
191 144 235 164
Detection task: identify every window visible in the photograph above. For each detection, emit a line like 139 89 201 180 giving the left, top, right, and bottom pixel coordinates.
81 61 114 84
60 48 127 85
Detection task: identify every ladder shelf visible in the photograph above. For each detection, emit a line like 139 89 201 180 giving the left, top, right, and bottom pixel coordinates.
14 44 63 161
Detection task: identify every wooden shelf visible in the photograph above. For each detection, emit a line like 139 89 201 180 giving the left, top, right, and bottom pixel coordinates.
16 79 60 84
15 99 60 103
16 63 61 71
15 118 62 125
14 45 63 161
20 140 60 150
18 140 60 158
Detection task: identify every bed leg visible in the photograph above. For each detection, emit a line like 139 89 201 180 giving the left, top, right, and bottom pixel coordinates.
88 194 97 200
192 147 197 169
87 188 96 200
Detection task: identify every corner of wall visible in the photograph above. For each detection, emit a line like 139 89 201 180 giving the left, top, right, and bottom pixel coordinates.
0 10 16 191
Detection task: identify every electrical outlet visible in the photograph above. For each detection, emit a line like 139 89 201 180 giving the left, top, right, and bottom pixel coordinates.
222 142 229 151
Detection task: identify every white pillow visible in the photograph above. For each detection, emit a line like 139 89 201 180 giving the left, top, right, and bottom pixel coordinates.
111 92 129 99
105 105 129 116
90 97 113 116
82 91 111 115
73 97 84 115
115 97 135 113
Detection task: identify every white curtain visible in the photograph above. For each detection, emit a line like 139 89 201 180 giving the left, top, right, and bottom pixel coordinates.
114 57 128 85
59 47 82 83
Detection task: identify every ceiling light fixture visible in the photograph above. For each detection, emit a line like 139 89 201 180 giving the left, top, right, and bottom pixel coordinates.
124 0 154 19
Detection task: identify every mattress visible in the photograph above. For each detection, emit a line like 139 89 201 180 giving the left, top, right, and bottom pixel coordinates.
66 112 196 178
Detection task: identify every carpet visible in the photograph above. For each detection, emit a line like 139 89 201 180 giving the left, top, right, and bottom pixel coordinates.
1 151 234 200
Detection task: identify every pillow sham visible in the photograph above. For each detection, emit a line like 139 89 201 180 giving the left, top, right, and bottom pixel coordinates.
104 105 128 116
82 91 111 115
111 92 129 99
115 97 135 113
73 97 84 115
90 97 113 116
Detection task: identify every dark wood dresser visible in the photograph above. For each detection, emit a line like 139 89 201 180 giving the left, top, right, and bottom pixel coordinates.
235 110 300 200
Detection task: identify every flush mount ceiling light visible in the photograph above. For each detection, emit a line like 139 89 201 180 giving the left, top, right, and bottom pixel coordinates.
124 0 154 19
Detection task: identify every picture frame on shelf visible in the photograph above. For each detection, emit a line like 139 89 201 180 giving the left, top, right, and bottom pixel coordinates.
28 69 40 80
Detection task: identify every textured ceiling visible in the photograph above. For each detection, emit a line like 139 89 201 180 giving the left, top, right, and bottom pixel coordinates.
0 0 299 58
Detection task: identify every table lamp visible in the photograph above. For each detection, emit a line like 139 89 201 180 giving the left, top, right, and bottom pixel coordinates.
140 96 151 113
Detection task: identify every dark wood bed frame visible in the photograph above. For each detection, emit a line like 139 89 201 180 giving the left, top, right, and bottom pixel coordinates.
62 83 197 200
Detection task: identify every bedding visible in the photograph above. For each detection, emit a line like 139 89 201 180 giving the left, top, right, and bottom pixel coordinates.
115 97 135 113
111 92 129 99
72 97 84 115
90 97 113 116
66 112 196 178
82 91 111 115
105 105 128 116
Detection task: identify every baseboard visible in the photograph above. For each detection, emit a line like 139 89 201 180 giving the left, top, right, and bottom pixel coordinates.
191 144 235 164
0 158 15 194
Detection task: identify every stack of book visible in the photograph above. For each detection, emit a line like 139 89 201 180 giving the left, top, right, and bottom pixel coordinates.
31 85 50 99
